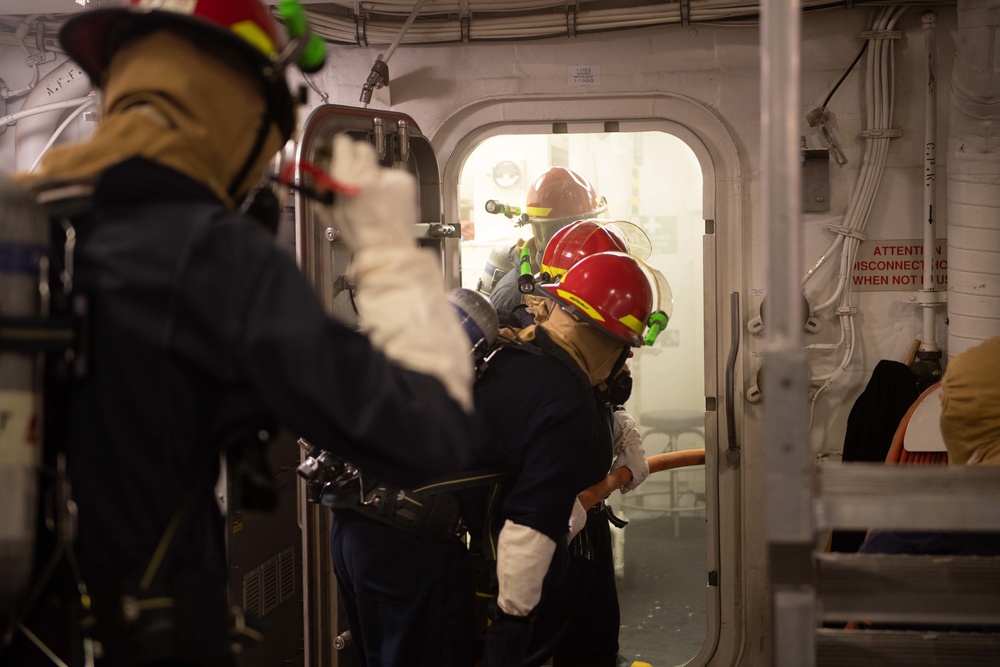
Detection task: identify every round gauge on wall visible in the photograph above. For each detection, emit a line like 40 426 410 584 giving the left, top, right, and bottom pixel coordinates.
492 160 522 188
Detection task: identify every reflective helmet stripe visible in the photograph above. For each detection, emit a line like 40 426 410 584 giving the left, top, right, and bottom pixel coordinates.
618 313 645 335
525 205 554 217
231 20 279 58
556 289 606 322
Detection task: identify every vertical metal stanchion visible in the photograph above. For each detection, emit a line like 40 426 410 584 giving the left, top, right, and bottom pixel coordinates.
760 0 816 664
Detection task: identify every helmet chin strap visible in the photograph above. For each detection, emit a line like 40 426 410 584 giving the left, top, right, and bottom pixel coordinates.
227 116 273 200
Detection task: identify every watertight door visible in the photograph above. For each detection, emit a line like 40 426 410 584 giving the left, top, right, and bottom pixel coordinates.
296 104 461 328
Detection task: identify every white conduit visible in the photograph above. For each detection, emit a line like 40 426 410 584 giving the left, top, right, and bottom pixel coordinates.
26 94 95 173
13 59 93 173
946 0 1000 358
0 95 91 126
920 11 940 354
805 5 906 420
307 0 936 46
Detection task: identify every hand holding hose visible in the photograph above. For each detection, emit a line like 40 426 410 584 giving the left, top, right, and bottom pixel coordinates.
578 449 706 511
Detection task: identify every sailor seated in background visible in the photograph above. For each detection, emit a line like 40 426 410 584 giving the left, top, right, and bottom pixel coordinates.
857 335 1000 631
860 335 1000 556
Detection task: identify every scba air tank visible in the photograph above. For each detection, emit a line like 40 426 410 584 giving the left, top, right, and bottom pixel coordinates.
0 173 47 613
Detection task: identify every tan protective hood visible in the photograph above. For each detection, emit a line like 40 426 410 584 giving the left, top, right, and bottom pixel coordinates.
536 306 626 387
940 336 1000 466
17 31 283 207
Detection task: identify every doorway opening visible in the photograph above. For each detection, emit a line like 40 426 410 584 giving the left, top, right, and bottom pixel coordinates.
458 130 708 666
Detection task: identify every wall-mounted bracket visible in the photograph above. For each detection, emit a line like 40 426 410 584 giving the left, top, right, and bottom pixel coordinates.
802 148 831 212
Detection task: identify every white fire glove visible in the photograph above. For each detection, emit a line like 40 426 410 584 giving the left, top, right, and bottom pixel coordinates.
610 409 648 493
329 133 413 250
327 134 473 412
496 520 556 617
566 497 587 542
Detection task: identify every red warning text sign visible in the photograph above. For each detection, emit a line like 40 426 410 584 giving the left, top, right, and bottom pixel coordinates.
851 239 948 292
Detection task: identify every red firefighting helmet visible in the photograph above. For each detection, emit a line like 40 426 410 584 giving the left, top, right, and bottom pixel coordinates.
59 0 296 141
523 167 608 248
540 219 652 280
538 252 674 347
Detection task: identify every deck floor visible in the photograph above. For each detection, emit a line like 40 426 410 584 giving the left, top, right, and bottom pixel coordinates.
616 514 709 667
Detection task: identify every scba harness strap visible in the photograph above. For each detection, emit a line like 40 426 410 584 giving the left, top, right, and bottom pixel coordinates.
298 337 524 543
318 469 506 542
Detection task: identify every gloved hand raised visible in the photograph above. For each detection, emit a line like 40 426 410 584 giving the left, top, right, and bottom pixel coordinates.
323 133 474 413
610 409 648 493
328 133 416 250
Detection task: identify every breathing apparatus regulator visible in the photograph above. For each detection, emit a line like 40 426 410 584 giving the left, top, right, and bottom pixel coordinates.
297 438 353 505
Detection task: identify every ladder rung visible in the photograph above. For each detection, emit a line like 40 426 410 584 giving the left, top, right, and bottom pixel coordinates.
816 553 1000 625
816 627 1000 667
816 464 1000 531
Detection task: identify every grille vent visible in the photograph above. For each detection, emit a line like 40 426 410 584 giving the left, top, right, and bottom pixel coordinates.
242 546 296 617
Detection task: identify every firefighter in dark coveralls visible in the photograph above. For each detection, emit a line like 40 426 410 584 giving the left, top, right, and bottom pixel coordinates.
321 225 660 667
324 289 500 667
467 250 671 667
2 1 474 665
498 220 655 667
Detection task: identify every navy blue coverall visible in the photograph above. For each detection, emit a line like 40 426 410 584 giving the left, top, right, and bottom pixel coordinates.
464 329 620 667
8 158 472 667
328 327 618 667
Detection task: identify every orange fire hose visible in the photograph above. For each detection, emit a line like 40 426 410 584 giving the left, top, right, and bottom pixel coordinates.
577 449 706 511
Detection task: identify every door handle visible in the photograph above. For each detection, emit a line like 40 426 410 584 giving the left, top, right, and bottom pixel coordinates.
725 291 741 464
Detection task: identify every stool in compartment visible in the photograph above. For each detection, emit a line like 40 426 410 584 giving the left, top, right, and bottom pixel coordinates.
631 409 706 536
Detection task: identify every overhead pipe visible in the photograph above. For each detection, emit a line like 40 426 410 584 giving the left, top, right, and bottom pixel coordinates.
946 0 1000 358
310 0 956 46
908 10 945 389
919 11 941 355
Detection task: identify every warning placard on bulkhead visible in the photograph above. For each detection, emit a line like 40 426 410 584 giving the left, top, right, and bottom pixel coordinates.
851 238 947 292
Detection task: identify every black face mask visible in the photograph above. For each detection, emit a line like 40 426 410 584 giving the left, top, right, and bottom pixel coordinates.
606 369 633 408
239 185 281 237
597 347 633 408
